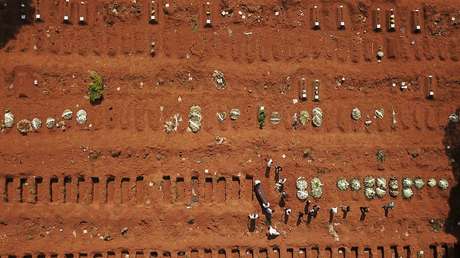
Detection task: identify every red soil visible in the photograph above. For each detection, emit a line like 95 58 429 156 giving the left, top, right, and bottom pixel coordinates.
0 0 460 257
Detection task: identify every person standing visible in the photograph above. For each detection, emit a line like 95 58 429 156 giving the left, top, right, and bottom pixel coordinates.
296 212 304 226
284 208 291 224
360 206 369 221
341 205 351 219
329 207 338 223
265 158 273 177
274 165 282 181
382 202 395 217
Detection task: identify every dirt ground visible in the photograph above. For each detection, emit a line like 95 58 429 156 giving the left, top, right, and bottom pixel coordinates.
1 0 460 257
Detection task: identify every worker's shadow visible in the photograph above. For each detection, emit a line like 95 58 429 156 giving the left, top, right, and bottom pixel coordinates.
443 107 460 254
265 166 270 178
0 0 33 49
247 218 256 232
